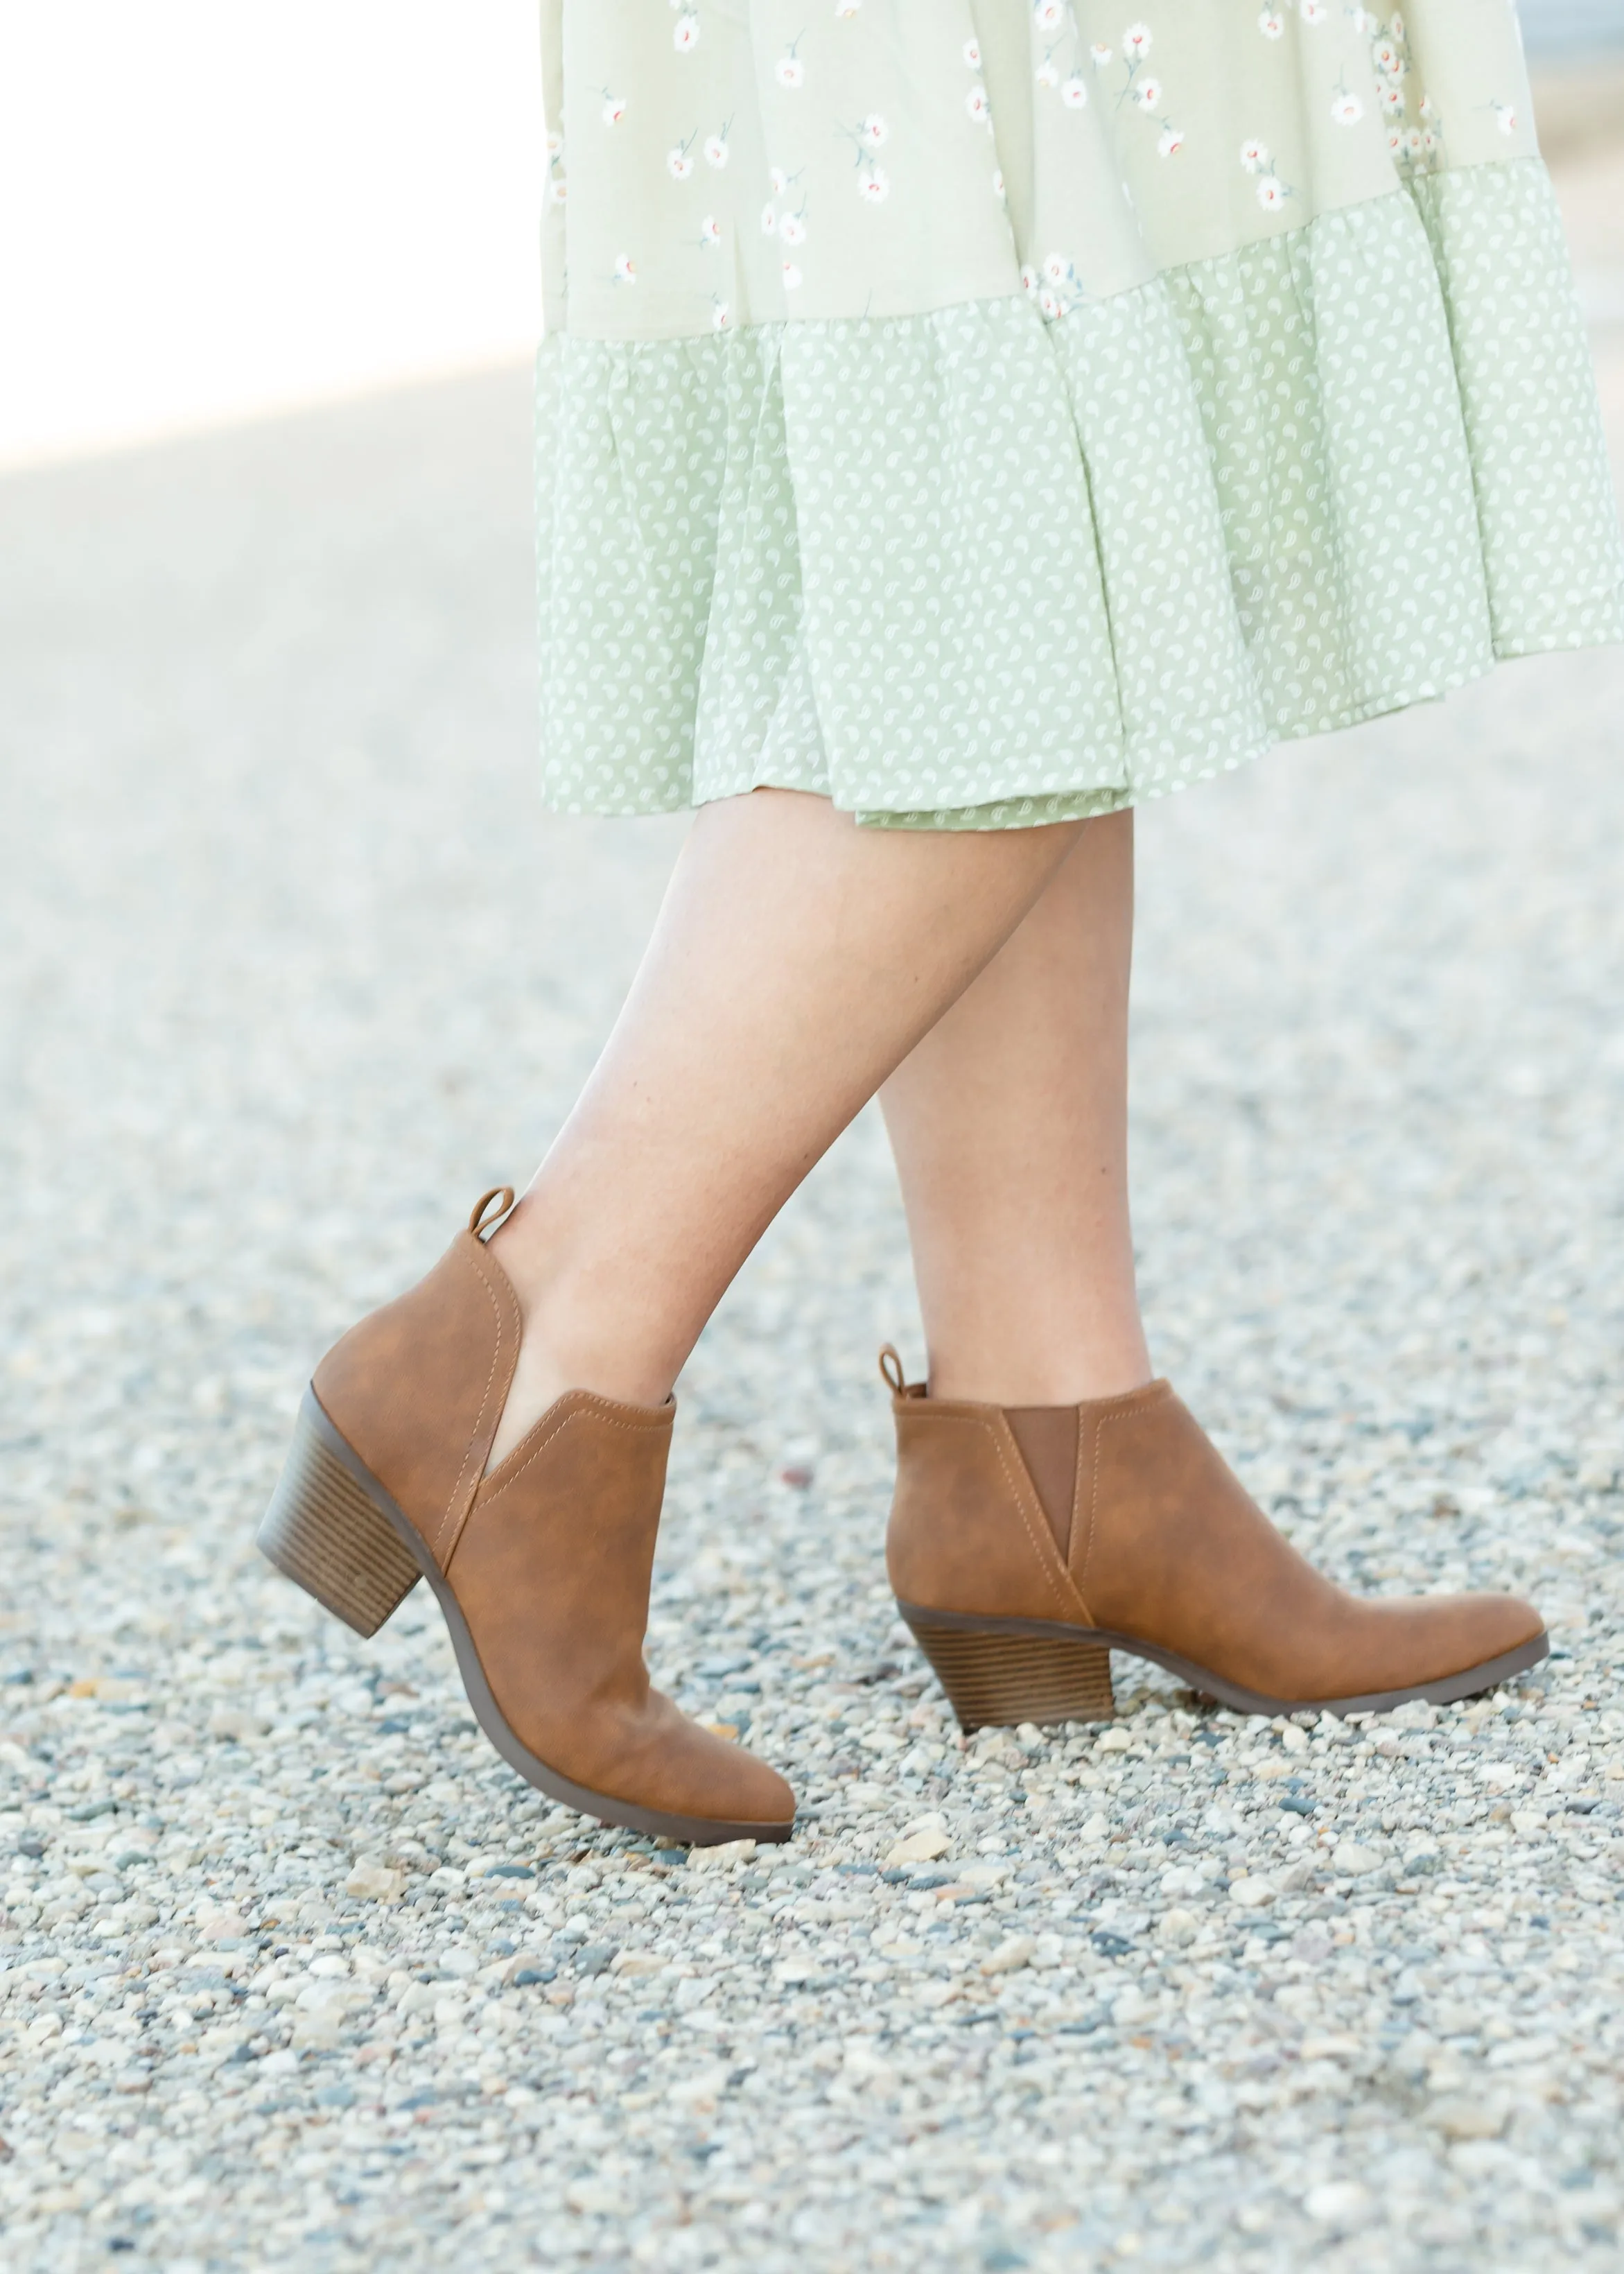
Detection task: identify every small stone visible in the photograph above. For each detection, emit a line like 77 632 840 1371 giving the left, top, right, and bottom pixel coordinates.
1510 1809 1546 1837
1158 1907 1199 1947
886 1828 950 1866
1430 2094 1508 2142
1304 2180 1373 2228
196 1907 250 1942
345 1862 407 1902
1329 1841 1381 1875
687 1839 757 1873
1299 2033 1362 2062
566 2177 628 2217
1229 1875 1277 1909
981 1936 1036 1977
1485 2034 1560 2069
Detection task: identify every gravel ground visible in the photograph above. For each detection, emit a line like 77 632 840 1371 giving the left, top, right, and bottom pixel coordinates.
2 346 1623 2274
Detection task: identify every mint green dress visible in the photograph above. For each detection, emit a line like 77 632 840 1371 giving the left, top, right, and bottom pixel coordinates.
536 1 1624 830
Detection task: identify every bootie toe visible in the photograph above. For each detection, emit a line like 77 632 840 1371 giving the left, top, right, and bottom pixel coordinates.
880 1350 1547 1729
256 1191 796 1843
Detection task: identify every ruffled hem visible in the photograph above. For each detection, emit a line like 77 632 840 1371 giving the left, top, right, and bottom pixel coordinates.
536 157 1624 831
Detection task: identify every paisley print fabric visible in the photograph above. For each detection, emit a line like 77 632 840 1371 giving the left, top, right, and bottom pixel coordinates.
536 2 1624 828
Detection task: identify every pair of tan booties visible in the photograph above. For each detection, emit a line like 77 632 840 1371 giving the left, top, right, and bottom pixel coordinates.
258 1192 1546 1847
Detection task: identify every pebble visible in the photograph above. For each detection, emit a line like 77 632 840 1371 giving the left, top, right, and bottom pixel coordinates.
1 340 1623 2273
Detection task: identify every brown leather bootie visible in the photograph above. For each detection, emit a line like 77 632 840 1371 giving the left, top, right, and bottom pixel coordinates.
880 1351 1548 1728
256 1191 795 1844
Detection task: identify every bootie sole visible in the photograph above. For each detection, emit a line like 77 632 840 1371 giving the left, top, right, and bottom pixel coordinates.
896 1599 1549 1732
259 1387 794 1846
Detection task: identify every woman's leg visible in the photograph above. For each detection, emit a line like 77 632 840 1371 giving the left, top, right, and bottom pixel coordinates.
880 809 1151 1405
875 806 1546 1727
487 789 1084 1465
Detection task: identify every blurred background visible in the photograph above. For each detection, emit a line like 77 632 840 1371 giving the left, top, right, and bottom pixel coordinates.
1 1 1621 469
0 1 543 468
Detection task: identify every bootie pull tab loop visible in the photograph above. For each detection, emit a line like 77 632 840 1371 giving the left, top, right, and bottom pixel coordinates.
878 1345 907 1396
469 1187 517 1240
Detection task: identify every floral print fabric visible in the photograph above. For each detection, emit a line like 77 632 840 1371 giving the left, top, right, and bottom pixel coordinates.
536 3 1624 828
541 0 1539 336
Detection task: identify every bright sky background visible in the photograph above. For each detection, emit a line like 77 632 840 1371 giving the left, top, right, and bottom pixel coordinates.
0 3 543 468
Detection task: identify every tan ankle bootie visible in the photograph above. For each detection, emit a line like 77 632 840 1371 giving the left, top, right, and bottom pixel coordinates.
256 1191 795 1844
880 1351 1547 1728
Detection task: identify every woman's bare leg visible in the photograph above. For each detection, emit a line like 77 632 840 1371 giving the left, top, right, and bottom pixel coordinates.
486 790 1084 1463
881 809 1151 1405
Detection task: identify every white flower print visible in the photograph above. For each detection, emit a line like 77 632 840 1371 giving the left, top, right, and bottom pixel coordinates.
1330 88 1363 126
963 39 981 69
1257 10 1285 38
779 208 807 246
602 94 627 126
833 0 862 15
1299 0 1328 24
1036 57 1060 88
1372 41 1405 78
1255 174 1289 210
993 167 1007 202
966 83 993 125
667 141 696 181
760 202 778 235
1062 76 1089 110
781 259 803 290
1133 77 1163 110
672 11 700 55
1491 100 1519 134
1239 137 1272 174
1032 252 1083 323
858 114 888 148
1378 80 1406 115
1157 121 1185 156
612 252 637 284
1123 24 1153 61
710 300 731 331
769 166 788 196
704 132 730 168
1090 43 1113 67
699 216 722 248
776 42 805 89
1033 2 1066 32
856 168 890 204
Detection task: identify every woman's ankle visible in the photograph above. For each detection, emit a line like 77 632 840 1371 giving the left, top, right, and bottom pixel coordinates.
923 1337 1154 1408
483 1214 683 1467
